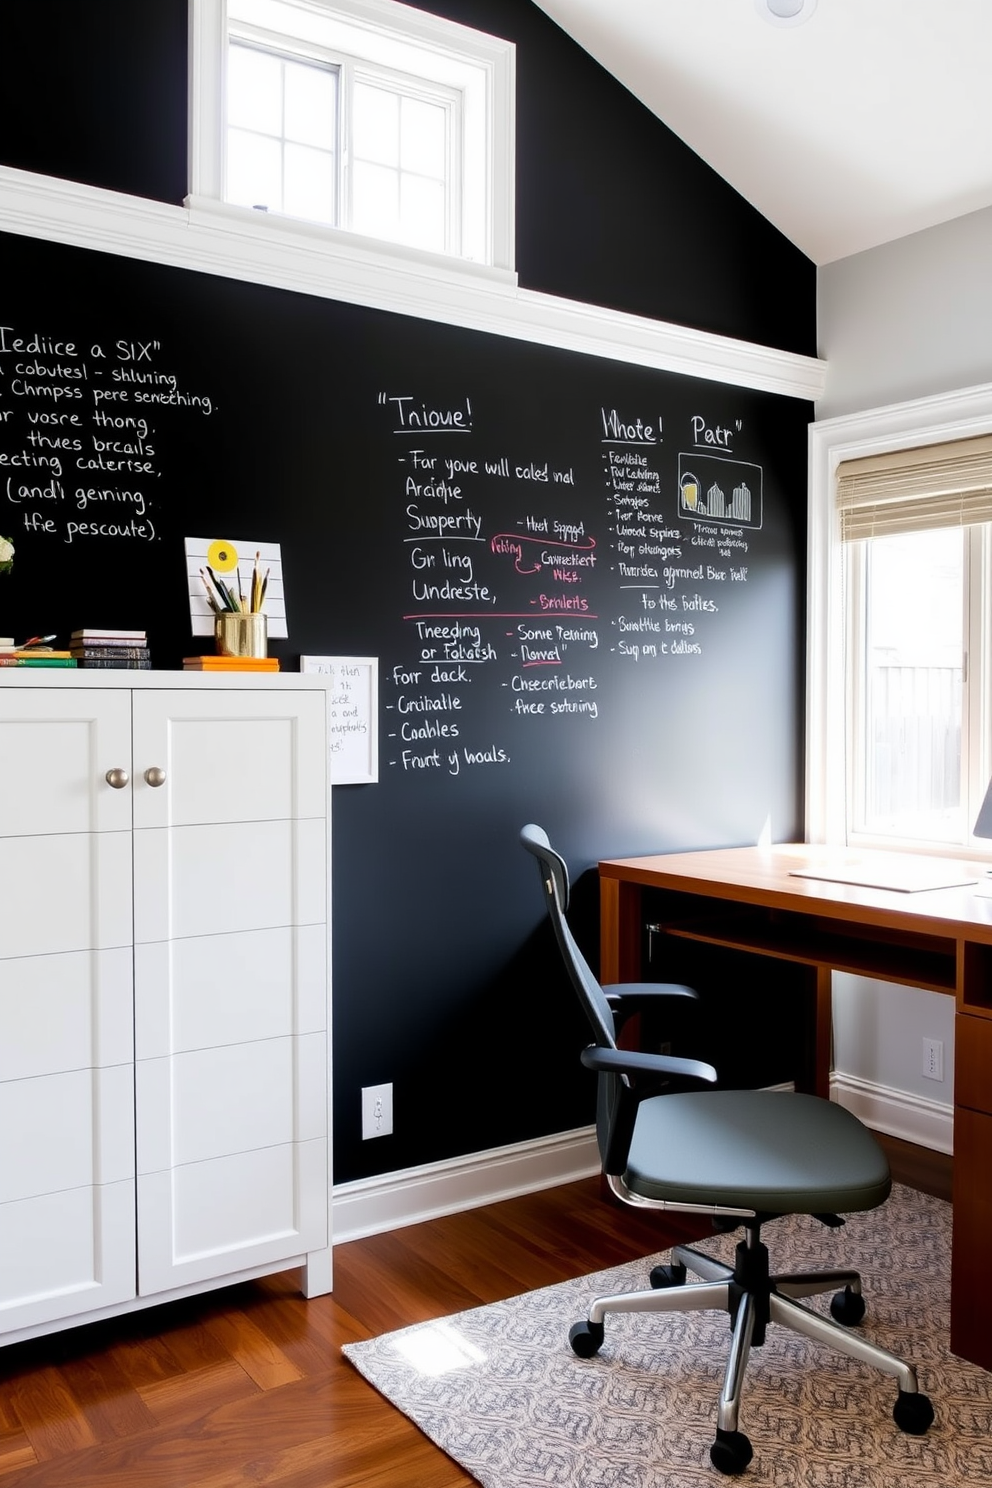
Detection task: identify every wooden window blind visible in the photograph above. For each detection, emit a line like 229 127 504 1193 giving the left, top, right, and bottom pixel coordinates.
836 434 992 540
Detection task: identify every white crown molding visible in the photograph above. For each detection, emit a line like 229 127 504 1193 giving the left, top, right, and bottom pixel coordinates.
332 1125 600 1243
0 166 826 401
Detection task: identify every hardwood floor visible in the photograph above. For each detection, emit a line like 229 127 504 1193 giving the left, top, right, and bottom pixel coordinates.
0 1142 952 1488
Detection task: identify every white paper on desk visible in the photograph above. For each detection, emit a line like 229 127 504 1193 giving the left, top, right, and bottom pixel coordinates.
790 860 979 893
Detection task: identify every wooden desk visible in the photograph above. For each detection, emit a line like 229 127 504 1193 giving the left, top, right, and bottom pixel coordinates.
598 842 992 1371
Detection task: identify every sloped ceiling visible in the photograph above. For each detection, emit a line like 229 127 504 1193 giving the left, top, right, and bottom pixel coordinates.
533 0 992 265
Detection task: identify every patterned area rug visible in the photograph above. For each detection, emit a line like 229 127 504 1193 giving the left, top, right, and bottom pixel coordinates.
343 1186 992 1486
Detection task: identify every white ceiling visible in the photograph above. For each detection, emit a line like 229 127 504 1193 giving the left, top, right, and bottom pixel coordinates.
533 0 992 266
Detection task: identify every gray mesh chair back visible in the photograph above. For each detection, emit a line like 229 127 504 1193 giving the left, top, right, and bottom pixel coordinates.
520 823 617 1050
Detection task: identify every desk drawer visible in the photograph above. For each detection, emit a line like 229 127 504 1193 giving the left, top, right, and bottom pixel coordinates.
955 1012 992 1114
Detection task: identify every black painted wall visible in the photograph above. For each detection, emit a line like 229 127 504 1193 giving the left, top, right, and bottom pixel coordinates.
0 2 814 1185
0 0 815 353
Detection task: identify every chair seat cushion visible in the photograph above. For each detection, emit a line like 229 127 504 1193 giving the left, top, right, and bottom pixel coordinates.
624 1090 891 1214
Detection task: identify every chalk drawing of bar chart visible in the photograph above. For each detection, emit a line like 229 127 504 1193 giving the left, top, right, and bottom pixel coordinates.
678 453 763 529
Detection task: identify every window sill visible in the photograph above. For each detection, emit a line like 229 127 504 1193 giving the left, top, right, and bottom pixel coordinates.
842 830 992 866
184 195 519 291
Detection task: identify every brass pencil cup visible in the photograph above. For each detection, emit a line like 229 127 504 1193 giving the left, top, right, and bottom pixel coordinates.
214 612 267 658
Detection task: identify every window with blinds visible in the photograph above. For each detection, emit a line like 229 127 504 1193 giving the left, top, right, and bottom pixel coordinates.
838 435 992 847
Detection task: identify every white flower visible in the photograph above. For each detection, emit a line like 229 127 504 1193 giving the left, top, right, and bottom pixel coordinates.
0 535 13 572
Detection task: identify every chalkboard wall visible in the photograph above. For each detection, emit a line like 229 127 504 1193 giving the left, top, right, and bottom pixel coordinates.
0 228 810 1179
0 0 815 1184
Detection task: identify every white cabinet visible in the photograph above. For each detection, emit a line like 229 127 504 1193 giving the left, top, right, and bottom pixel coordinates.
0 674 331 1346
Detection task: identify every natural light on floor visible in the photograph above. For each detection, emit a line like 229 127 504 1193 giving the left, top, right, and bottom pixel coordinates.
392 1320 487 1377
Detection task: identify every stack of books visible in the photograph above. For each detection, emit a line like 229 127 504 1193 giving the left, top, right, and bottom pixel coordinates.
0 641 77 667
183 655 281 672
70 629 151 669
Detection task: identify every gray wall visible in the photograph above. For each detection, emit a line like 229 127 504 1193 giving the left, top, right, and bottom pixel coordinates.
816 205 992 1141
817 204 992 420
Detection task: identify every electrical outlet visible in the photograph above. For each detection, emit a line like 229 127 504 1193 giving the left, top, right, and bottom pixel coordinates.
362 1082 393 1139
922 1038 944 1082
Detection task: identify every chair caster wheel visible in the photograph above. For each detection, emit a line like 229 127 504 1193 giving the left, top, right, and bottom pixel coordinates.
830 1286 866 1326
710 1428 753 1475
893 1389 934 1435
650 1262 687 1289
568 1319 605 1357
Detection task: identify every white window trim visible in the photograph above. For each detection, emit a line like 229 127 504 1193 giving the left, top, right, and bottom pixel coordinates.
188 0 515 278
807 381 992 852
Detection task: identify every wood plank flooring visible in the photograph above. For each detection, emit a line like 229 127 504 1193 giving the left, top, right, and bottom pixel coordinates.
0 1137 952 1488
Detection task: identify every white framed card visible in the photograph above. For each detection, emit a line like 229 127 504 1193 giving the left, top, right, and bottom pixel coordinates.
300 656 379 784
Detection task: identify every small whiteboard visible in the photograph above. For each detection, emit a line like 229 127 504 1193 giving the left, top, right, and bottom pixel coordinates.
301 656 378 784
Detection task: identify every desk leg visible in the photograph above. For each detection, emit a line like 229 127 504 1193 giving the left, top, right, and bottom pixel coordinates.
951 1106 992 1370
600 878 643 984
951 1004 992 1371
795 965 832 1099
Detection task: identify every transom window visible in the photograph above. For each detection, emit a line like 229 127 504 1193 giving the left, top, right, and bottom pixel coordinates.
227 44 340 226
189 0 515 270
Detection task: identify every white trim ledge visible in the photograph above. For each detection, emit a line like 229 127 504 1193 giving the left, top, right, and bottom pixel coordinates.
332 1126 600 1244
831 1071 954 1155
0 166 826 401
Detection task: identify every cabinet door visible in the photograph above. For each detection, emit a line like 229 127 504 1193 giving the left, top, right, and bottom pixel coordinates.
132 690 330 1294
0 690 136 1334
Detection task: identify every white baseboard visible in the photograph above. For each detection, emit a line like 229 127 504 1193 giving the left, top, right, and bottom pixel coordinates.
831 1072 954 1155
331 1078 952 1246
332 1126 600 1245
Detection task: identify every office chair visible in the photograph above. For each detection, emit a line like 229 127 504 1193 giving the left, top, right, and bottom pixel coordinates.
520 824 934 1475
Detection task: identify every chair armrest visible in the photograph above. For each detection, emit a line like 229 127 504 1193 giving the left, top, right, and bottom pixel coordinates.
580 1045 716 1086
582 1045 716 1178
603 981 698 1008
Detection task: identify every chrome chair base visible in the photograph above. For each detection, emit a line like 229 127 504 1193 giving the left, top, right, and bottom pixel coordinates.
570 1228 934 1476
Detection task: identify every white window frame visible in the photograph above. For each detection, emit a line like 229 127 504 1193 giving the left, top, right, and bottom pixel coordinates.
807 382 992 857
188 0 515 275
345 60 460 253
843 524 986 849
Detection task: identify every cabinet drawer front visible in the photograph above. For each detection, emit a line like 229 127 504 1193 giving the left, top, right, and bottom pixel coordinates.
0 832 132 957
136 1032 326 1173
0 690 132 837
0 947 132 1079
133 817 326 942
0 1067 134 1202
134 923 326 1058
0 1181 136 1334
131 691 327 828
137 1138 328 1294
955 1012 992 1114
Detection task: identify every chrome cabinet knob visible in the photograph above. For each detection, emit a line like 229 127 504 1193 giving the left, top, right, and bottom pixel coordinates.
144 766 167 788
105 767 129 789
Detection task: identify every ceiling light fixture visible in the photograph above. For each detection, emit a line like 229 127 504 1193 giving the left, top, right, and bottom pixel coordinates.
755 0 817 26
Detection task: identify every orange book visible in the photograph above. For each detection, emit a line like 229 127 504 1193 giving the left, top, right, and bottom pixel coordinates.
183 656 281 671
